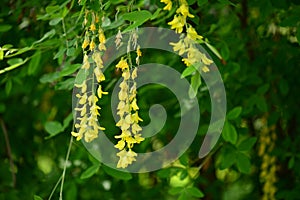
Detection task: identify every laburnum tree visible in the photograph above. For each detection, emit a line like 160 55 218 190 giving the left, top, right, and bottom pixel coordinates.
0 0 299 200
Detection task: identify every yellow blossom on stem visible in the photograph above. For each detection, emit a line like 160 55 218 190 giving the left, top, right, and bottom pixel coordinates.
90 23 96 31
116 149 137 168
97 85 108 98
161 0 172 11
170 40 186 55
82 37 89 49
116 58 129 71
187 25 203 41
176 3 194 18
168 15 185 33
89 40 96 50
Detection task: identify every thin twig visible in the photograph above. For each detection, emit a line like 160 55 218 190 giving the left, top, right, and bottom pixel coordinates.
48 175 62 200
0 118 16 187
59 136 73 200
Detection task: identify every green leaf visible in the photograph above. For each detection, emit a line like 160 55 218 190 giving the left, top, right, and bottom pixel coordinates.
122 10 152 31
198 0 208 6
7 58 23 65
220 146 236 169
181 65 196 78
288 157 295 169
220 42 230 60
33 29 56 45
66 47 76 56
5 80 12 95
237 137 257 151
44 121 63 137
188 71 201 98
49 18 62 26
218 0 236 6
63 113 73 129
55 78 75 90
46 5 60 13
236 152 251 174
222 121 238 144
204 42 222 60
0 50 3 60
0 25 12 32
80 164 100 179
151 8 162 20
227 106 242 120
0 58 29 74
178 192 189 200
168 187 184 195
279 79 289 96
28 51 41 75
122 10 152 22
257 84 270 95
54 48 66 60
39 72 60 83
157 168 171 178
186 187 204 198
297 26 300 45
0 103 6 113
102 165 132 180
33 195 43 200
256 96 268 112
74 69 88 85
60 64 81 77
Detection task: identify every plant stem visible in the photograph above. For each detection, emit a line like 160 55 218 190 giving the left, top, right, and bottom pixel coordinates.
0 118 16 188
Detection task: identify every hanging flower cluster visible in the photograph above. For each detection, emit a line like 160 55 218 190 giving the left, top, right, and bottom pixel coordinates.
162 0 212 72
113 31 144 168
72 11 108 142
256 118 277 200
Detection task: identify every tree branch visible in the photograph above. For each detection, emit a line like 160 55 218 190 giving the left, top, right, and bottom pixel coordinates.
0 118 16 188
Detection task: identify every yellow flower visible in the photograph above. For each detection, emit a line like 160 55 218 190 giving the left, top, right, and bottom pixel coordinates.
90 23 96 31
202 66 210 73
187 26 203 41
130 98 139 111
88 94 98 106
131 68 138 79
122 70 130 80
75 105 87 116
92 51 103 68
78 93 87 104
125 136 137 148
82 37 89 49
118 89 127 101
200 52 213 65
82 54 90 70
161 0 172 11
84 129 98 142
115 130 131 139
115 140 126 150
170 40 186 55
98 30 106 44
182 58 192 67
168 15 185 33
89 40 96 50
132 112 143 123
116 58 129 71
176 3 194 18
134 134 144 143
116 149 137 168
97 85 108 98
116 118 130 131
136 45 142 57
132 123 142 134
94 67 105 82
119 81 128 91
